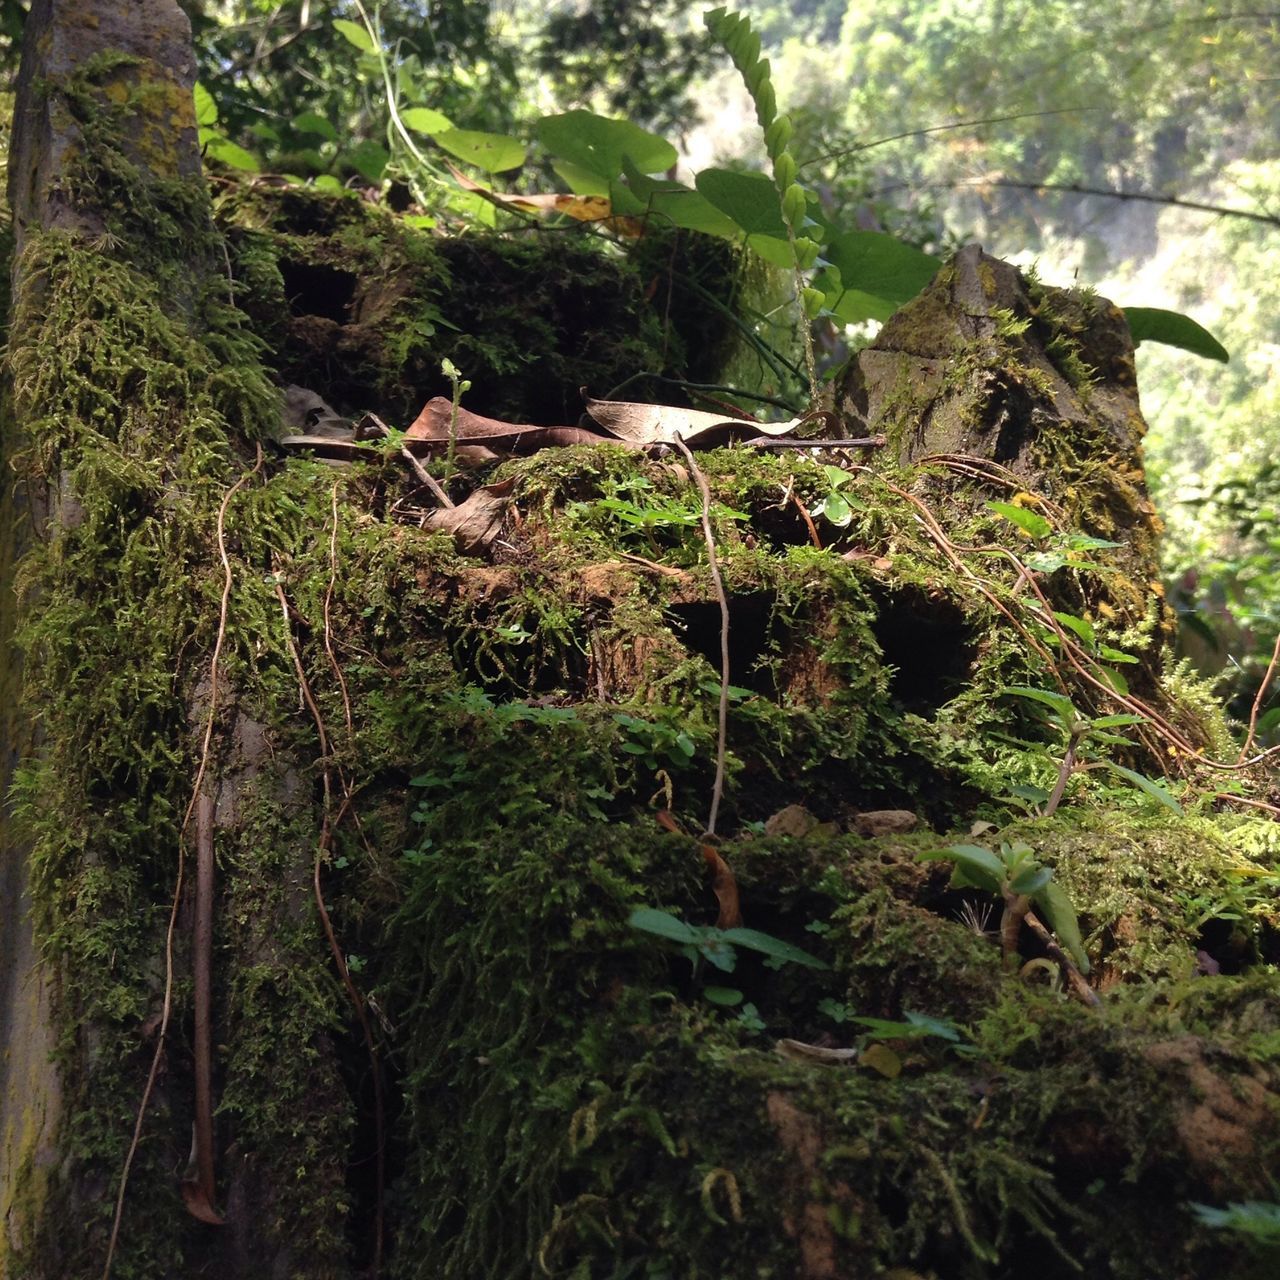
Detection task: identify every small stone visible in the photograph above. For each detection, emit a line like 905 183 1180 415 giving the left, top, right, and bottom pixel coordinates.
764 804 819 838
852 810 919 837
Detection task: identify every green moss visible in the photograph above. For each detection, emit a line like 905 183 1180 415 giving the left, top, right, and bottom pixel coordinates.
215 186 743 427
5 50 1277 1280
379 796 1278 1280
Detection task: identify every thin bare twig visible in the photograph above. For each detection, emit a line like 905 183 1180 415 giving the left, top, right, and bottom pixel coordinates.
1213 793 1280 818
104 449 262 1279
1022 910 1101 1008
1238 630 1280 764
272 574 385 1275
1042 722 1087 817
670 436 731 837
191 793 218 1215
790 491 823 550
362 412 454 509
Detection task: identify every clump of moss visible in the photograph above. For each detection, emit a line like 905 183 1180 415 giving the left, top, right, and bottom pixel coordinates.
215 185 745 426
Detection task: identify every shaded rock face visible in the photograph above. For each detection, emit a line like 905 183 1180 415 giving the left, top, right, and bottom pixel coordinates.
835 244 1164 589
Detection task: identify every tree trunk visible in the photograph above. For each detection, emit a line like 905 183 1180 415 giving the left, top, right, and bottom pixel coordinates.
3 2 353 1274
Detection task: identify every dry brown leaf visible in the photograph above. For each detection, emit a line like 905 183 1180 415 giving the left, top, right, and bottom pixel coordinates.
701 842 743 929
585 395 802 447
423 478 515 553
181 1178 225 1225
405 397 610 454
447 162 646 235
775 1038 860 1065
654 812 742 927
654 809 686 835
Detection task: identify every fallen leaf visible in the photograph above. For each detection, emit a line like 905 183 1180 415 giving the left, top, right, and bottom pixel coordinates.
585 395 802 447
776 1038 860 1065
654 811 742 927
181 1178 225 1225
701 842 743 928
423 478 515 553
654 810 686 835
447 162 647 235
405 397 610 454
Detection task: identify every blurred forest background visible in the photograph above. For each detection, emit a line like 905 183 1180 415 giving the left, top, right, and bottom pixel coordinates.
1 0 1276 728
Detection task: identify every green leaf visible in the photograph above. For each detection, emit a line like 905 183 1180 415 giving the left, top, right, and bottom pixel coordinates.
613 163 740 237
1052 611 1096 646
400 106 453 135
718 927 829 969
1024 551 1071 574
1098 645 1139 664
345 139 389 183
204 136 259 173
537 110 676 182
1000 685 1078 731
903 1010 964 1041
1103 763 1185 815
1032 880 1090 973
742 234 798 269
1089 714 1148 729
703 986 744 1006
629 907 699 945
292 111 337 141
1010 865 1052 895
851 1015 939 1039
193 81 218 128
695 168 788 238
1124 306 1229 363
822 231 941 322
1097 666 1131 696
987 500 1052 539
917 845 1004 895
333 18 375 52
434 128 525 173
816 493 852 526
1065 534 1123 551
699 938 738 972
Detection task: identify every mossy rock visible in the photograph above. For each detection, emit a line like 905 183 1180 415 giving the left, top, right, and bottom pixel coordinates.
215 183 742 426
4 21 1279 1277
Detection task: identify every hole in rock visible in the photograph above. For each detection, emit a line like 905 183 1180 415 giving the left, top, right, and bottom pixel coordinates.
280 259 356 324
870 588 975 712
666 592 776 694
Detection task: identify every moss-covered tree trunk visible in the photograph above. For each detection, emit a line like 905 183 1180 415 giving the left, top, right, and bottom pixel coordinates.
2 2 355 1274
2 4 1278 1280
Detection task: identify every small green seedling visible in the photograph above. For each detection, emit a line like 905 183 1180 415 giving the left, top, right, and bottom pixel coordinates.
812 465 863 527
918 840 1090 976
1000 685 1183 817
629 906 828 1024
